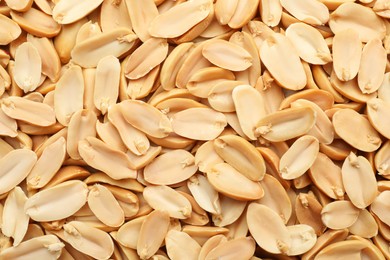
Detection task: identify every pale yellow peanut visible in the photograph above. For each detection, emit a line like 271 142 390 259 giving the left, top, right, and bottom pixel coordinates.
224 112 249 139
26 34 61 82
187 174 221 215
77 22 105 43
371 191 390 226
0 149 36 194
34 0 55 15
258 174 292 224
208 80 242 112
137 210 170 260
2 187 29 246
247 203 291 254
198 235 227 260
83 172 143 193
10 8 61 38
67 109 97 160
259 0 282 27
228 0 259 29
171 107 227 141
52 0 104 24
358 38 387 94
215 0 238 25
176 41 211 89
171 6 215 44
242 20 275 51
126 145 161 170
54 65 84 126
0 65 11 96
148 132 194 150
160 42 194 91
279 135 319 180
254 106 316 142
374 234 390 259
348 209 378 238
187 67 235 98
373 0 390 18
25 180 88 222
0 235 64 259
309 153 345 199
0 108 17 137
312 65 346 103
120 100 172 139
212 194 246 227
315 240 372 260
202 39 253 71
332 29 362 81
179 191 210 226
291 99 334 144
295 193 325 236
333 108 381 152
144 149 197 185
0 138 14 159
27 137 66 189
176 230 211 253
287 224 317 256
125 0 158 42
4 0 32 12
205 237 256 260
213 134 266 181
285 22 332 65
260 33 306 90
116 216 147 249
1 0 389 257
321 200 360 229
0 49 10 68
230 31 261 86
375 140 390 177
13 42 41 93
71 28 137 68
143 185 192 219
280 0 329 25
302 229 349 260
207 163 264 201
342 152 378 209
124 37 168 80
257 72 286 114
149 0 212 38
100 0 132 32
194 140 224 173
108 103 150 155
94 56 120 115
227 222 249 244
329 2 386 42
378 73 390 103
87 184 124 228
232 84 267 140
0 14 21 45
127 65 161 100
23 224 45 242
54 18 86 64
256 147 288 190
78 136 137 180
103 184 139 218
156 96 207 118
165 230 201 260
348 235 386 260
330 71 377 103
63 221 114 259
76 22 103 45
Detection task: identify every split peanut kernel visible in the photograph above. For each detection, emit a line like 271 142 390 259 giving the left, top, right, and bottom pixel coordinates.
0 0 389 259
